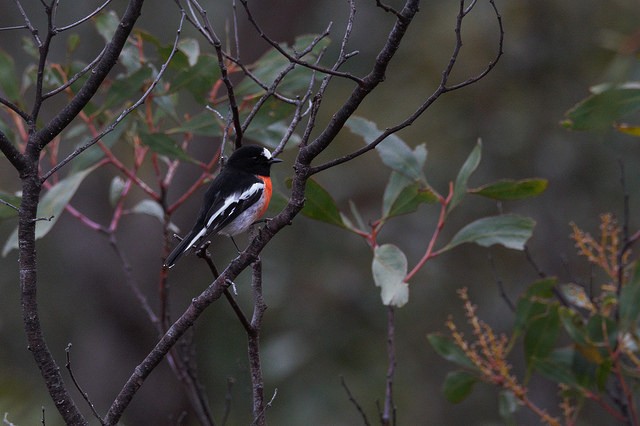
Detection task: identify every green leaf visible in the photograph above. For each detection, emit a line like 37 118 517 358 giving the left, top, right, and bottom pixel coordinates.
427 334 476 370
444 214 535 252
384 182 437 220
442 371 478 404
0 50 20 101
139 131 193 162
469 178 548 201
620 262 640 330
524 304 560 364
532 348 579 387
102 65 152 110
67 33 81 53
562 83 640 131
3 166 98 256
168 110 222 137
169 55 220 102
449 140 482 212
345 116 426 182
372 244 409 307
94 10 120 42
585 314 617 347
235 34 330 97
296 178 345 228
0 192 21 220
69 119 127 173
514 278 558 336
558 307 588 346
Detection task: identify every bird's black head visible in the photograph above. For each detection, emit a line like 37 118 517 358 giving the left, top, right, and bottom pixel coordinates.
226 145 282 176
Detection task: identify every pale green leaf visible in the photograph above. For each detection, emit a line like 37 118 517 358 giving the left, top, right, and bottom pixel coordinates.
109 176 126 207
131 199 179 233
3 166 98 256
346 116 426 182
449 140 481 213
372 244 409 307
444 214 535 251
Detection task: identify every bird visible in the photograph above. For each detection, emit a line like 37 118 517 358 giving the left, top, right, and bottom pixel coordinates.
164 144 282 268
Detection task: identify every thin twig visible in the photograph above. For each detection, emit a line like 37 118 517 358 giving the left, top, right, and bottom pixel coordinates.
238 0 364 85
488 253 515 313
381 306 396 426
54 0 113 32
309 0 504 174
65 344 105 425
41 11 186 182
340 376 372 426
43 46 107 99
14 0 42 46
0 198 20 212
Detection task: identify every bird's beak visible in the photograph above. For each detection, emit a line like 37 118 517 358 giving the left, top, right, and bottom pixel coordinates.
269 157 283 164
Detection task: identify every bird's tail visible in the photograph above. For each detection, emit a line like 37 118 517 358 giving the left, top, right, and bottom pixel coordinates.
163 230 196 268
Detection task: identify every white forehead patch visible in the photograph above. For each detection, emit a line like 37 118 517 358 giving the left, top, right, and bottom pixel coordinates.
262 147 272 159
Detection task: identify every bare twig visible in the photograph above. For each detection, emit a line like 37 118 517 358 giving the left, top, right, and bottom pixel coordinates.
54 0 113 32
488 253 516 313
238 0 364 85
65 344 105 425
381 306 396 426
0 198 20 212
42 46 107 99
178 0 244 148
341 376 372 426
41 11 185 182
310 0 504 174
249 259 267 425
14 0 43 47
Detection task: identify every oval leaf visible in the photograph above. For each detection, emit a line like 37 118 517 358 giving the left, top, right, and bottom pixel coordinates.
444 214 535 251
296 178 345 228
443 370 478 404
346 116 426 182
3 166 98 256
469 178 548 201
427 334 476 370
372 244 409 307
562 83 640 131
131 199 179 233
139 131 192 162
449 140 482 213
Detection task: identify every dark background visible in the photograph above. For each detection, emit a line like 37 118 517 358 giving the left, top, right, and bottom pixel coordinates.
1 0 640 424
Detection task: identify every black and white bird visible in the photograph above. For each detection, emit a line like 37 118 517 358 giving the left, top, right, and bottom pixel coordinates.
164 145 282 268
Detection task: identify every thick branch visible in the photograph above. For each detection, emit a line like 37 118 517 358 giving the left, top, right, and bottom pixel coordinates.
32 0 145 152
0 130 28 173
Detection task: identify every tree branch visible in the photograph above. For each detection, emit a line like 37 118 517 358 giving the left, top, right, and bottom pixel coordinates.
41 9 183 182
32 0 145 153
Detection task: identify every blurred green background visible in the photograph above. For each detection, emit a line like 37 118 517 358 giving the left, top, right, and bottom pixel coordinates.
1 0 640 424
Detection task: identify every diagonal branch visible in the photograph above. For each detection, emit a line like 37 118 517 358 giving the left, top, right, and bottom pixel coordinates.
0 130 28 172
41 11 185 182
238 0 364 86
54 0 113 32
309 0 504 174
31 0 145 153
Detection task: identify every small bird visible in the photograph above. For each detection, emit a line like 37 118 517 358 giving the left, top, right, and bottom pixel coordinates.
164 145 282 268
